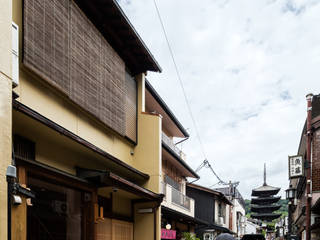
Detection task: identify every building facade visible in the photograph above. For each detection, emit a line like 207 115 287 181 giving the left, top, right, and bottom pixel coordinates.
215 187 246 238
0 0 180 239
289 94 320 240
145 80 201 239
186 183 234 240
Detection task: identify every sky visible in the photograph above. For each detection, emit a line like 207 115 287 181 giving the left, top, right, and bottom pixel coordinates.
117 0 320 199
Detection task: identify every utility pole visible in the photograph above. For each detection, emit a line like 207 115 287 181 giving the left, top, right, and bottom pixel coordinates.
306 93 313 240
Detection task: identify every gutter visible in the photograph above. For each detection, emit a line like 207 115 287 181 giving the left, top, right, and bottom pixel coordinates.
162 141 199 179
145 79 189 138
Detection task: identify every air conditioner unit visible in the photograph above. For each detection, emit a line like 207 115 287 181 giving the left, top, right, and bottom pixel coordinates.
52 200 68 214
12 22 19 87
203 233 214 240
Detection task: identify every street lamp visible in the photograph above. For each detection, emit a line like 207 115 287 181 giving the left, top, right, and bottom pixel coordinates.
286 187 296 240
285 188 296 201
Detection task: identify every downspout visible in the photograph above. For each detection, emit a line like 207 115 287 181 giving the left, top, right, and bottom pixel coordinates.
306 93 313 240
6 164 16 240
6 145 17 240
154 207 157 240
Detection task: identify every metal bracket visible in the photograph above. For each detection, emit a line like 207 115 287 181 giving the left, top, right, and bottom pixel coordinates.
14 183 35 199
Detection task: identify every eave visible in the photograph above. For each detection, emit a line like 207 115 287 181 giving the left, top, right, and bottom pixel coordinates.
13 100 149 182
74 0 161 75
187 183 233 206
251 204 281 213
251 196 281 205
162 142 199 179
145 79 189 138
251 213 281 221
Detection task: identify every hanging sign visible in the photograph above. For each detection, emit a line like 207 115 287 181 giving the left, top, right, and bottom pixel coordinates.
288 155 304 179
161 229 176 239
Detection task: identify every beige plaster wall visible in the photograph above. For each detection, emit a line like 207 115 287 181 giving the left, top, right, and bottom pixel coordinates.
132 74 162 193
134 202 161 240
0 0 12 239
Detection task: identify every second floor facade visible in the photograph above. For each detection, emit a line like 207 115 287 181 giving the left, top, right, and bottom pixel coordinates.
145 80 199 217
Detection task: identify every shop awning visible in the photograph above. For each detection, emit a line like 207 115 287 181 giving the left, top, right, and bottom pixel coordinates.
76 167 163 202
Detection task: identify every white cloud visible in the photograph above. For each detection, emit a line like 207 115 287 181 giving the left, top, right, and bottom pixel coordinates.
118 0 320 198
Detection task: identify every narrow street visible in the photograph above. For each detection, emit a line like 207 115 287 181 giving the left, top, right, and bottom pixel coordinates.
0 0 319 240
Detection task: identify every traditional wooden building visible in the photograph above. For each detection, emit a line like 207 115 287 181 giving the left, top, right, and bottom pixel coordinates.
0 0 177 239
144 80 203 239
186 183 234 240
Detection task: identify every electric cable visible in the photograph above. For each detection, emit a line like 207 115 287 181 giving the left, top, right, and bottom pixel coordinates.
153 0 236 187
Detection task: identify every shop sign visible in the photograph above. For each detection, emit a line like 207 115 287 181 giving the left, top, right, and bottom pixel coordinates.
288 155 304 179
161 229 176 239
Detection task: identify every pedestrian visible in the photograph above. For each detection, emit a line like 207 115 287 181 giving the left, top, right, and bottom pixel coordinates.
216 233 236 240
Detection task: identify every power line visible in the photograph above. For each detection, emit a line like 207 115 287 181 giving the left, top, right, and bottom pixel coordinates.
152 0 207 161
152 0 233 187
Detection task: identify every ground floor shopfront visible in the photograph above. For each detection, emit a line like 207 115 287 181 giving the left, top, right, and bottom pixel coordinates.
159 207 233 240
9 102 163 240
12 160 162 240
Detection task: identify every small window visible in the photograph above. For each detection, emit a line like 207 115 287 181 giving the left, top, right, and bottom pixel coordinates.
14 135 35 161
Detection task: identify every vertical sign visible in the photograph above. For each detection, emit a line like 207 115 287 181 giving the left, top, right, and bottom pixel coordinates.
288 155 304 179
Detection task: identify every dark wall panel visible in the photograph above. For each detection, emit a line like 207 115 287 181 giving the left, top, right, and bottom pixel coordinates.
186 187 215 223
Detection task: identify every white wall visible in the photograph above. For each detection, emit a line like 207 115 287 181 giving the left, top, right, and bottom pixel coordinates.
245 220 258 235
232 198 246 236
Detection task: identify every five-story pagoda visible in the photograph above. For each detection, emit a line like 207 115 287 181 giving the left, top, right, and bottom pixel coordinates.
251 164 281 222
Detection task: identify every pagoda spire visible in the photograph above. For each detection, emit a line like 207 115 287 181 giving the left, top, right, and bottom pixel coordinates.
263 163 266 186
251 163 281 222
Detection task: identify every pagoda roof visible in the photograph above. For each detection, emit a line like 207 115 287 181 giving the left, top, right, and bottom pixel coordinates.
251 196 281 205
252 184 280 196
251 204 281 213
252 163 280 196
251 213 281 221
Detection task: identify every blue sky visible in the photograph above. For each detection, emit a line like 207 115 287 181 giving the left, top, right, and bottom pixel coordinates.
118 0 320 199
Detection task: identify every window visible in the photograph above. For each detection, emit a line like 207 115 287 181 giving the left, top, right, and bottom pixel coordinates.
164 175 181 191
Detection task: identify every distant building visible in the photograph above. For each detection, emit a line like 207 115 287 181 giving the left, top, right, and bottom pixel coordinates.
244 218 262 235
215 186 246 238
186 183 234 240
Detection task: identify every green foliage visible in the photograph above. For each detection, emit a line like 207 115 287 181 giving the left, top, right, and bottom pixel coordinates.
182 232 200 240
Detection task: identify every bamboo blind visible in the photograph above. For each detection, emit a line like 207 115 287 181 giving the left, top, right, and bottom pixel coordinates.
125 72 137 142
24 0 136 140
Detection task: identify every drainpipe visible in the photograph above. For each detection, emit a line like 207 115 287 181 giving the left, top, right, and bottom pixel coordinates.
306 93 313 240
154 207 157 240
6 165 16 240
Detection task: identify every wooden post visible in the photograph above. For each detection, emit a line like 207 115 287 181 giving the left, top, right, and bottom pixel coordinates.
11 166 27 240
